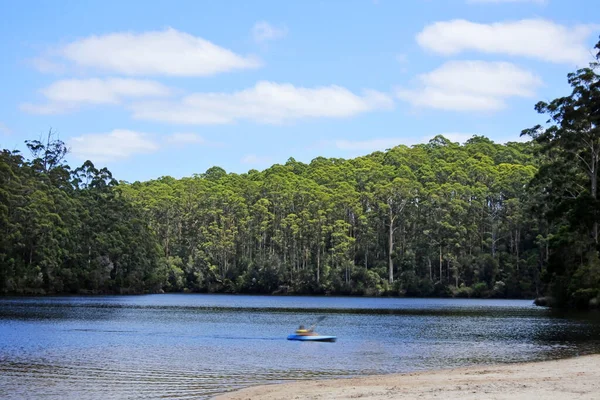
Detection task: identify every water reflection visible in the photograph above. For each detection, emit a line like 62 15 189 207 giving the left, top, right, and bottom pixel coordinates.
0 295 599 400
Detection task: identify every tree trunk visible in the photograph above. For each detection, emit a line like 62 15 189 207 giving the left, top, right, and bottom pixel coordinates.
428 256 432 282
592 152 598 244
439 245 442 283
388 210 394 284
345 263 349 284
491 227 497 258
515 229 520 271
316 246 320 284
452 259 458 288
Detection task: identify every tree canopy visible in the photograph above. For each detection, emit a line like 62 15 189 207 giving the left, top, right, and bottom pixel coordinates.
521 37 600 308
1 131 541 299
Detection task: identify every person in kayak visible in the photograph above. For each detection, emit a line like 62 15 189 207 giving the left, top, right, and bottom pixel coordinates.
295 325 317 336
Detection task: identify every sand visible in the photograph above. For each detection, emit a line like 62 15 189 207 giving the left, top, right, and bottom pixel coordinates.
214 354 600 400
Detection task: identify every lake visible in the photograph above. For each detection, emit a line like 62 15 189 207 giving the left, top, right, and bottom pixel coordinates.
1 295 599 399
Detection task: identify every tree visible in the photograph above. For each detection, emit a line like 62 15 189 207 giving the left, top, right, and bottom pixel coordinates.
522 37 600 307
375 176 420 284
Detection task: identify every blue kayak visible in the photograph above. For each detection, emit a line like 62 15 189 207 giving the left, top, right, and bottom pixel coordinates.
287 334 337 342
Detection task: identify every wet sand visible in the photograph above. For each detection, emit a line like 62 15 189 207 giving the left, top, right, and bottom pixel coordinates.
215 354 600 400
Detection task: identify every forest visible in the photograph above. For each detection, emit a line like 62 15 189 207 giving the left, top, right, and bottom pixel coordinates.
0 40 599 308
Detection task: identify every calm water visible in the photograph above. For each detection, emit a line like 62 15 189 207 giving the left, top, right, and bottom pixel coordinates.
1 295 600 399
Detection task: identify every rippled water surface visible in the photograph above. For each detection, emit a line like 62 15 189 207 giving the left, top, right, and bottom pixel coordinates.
1 295 600 399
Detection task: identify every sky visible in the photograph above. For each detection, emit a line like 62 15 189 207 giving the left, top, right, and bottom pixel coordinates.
0 0 598 182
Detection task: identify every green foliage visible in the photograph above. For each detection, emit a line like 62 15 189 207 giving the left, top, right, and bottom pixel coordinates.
471 282 489 298
453 284 474 298
0 129 544 298
0 133 165 294
522 37 600 308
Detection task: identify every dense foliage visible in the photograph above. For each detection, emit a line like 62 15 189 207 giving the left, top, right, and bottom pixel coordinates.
522 39 600 308
0 134 166 294
117 137 539 299
1 39 598 307
0 130 541 298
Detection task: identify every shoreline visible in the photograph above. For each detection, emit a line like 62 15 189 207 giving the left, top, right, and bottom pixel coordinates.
0 292 537 300
214 354 600 399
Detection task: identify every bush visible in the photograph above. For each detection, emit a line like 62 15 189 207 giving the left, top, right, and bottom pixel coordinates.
432 281 451 297
472 282 488 298
534 296 557 307
570 288 599 309
453 284 473 298
491 281 507 298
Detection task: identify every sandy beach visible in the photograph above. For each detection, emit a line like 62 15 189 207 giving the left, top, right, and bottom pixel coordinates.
215 354 600 400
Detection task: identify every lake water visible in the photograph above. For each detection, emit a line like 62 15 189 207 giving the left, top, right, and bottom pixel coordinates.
1 295 599 399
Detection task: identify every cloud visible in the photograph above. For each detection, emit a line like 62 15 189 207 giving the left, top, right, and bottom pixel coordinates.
252 21 288 43
396 60 542 111
48 28 260 77
21 78 172 115
0 122 13 135
30 58 66 74
241 154 272 165
20 102 80 115
130 81 394 125
166 133 205 145
417 19 595 64
466 0 546 4
44 78 171 104
68 129 159 161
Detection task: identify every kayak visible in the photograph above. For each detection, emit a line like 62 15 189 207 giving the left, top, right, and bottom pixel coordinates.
287 334 337 342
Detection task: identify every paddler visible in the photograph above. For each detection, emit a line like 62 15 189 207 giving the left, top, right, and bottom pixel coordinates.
295 324 315 336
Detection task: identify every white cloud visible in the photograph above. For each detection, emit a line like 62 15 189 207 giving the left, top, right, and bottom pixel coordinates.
20 102 80 115
54 28 260 76
21 78 172 115
130 81 394 125
45 78 171 104
241 154 272 165
0 122 13 135
467 0 546 4
252 21 288 43
417 19 595 64
30 58 66 74
68 129 159 161
166 133 205 145
396 60 542 111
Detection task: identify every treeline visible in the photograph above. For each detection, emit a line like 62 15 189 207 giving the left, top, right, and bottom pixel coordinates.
1 39 599 308
0 137 165 295
1 132 541 299
118 137 539 299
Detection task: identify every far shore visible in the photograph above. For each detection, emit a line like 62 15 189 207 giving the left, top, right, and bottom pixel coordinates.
0 291 539 300
214 354 600 400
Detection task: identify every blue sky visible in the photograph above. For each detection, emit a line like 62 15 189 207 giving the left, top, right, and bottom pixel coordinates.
0 0 598 182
